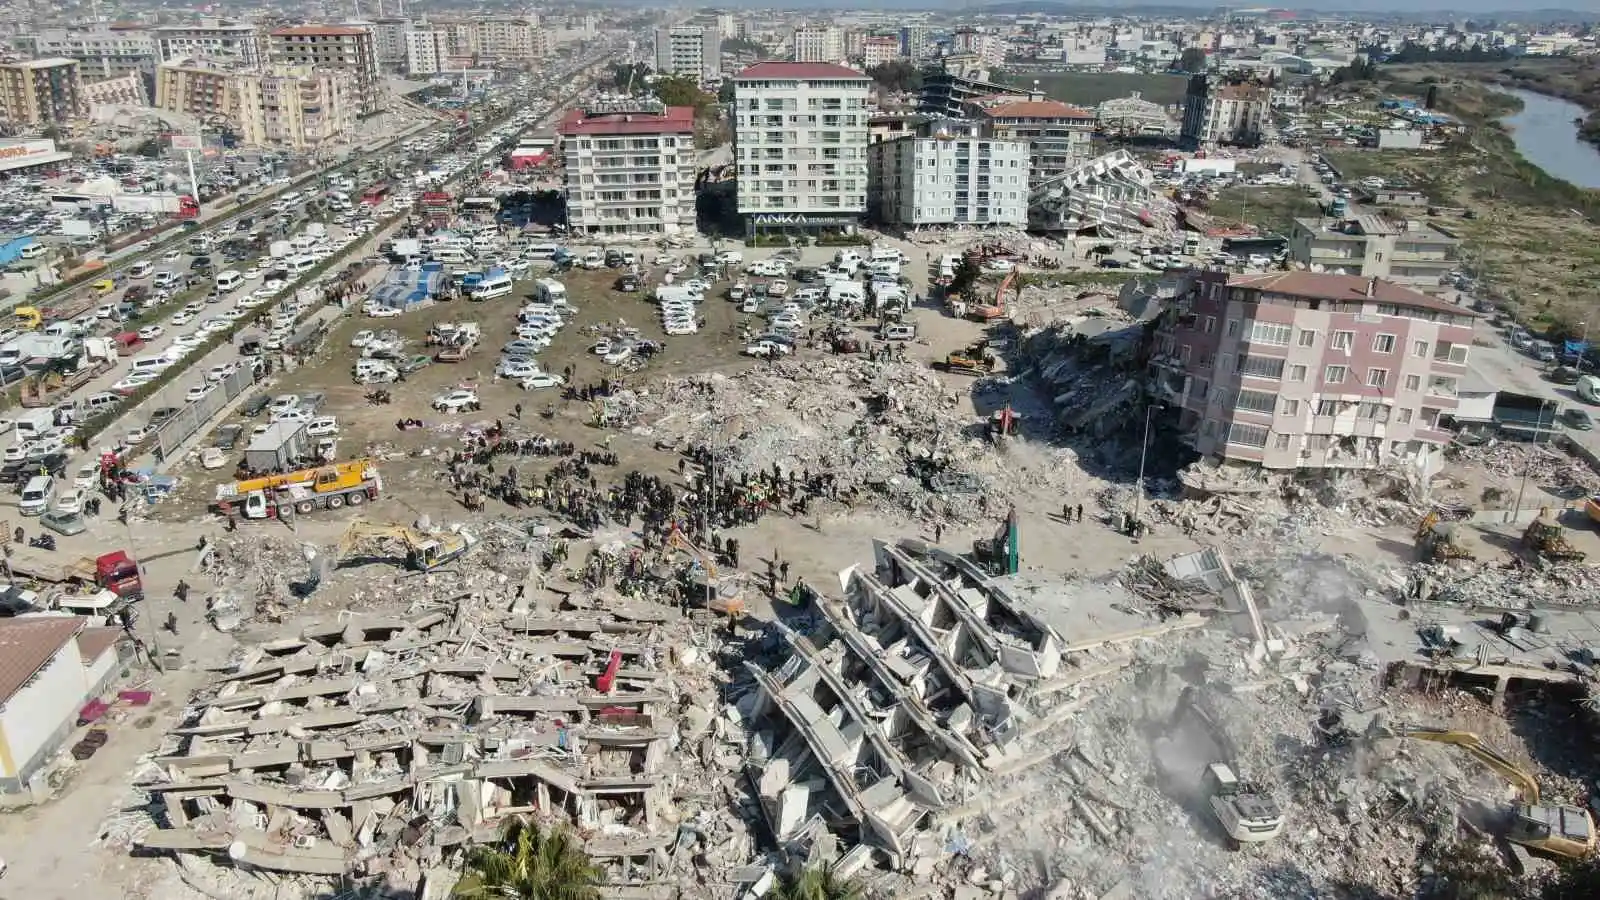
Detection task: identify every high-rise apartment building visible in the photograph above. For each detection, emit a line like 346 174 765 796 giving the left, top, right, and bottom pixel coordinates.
733 61 871 236
1148 271 1474 471
1180 76 1270 148
558 98 698 236
860 36 902 69
368 18 412 67
654 25 721 82
268 25 381 116
867 119 1028 227
405 29 450 76
0 59 86 125
34 27 156 81
154 20 262 68
900 25 930 60
472 17 547 63
154 59 231 120
791 26 845 64
232 67 357 151
977 94 1097 183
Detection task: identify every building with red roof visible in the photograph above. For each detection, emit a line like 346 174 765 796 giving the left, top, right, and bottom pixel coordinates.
973 90 1097 184
557 99 698 236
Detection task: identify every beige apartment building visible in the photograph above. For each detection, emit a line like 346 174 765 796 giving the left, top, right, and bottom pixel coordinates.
154 60 232 120
267 25 381 116
0 58 86 126
80 72 148 109
472 17 548 63
1288 214 1459 294
156 59 357 150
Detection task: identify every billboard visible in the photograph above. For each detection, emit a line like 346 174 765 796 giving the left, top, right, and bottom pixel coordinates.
169 135 203 152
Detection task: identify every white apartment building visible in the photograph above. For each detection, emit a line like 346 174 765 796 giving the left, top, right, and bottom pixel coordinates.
154 20 261 68
34 27 156 81
268 25 382 117
861 35 902 69
405 29 450 76
368 18 412 66
472 17 547 63
867 119 1028 227
654 25 721 82
951 28 1007 68
558 99 698 236
792 26 845 64
733 61 871 236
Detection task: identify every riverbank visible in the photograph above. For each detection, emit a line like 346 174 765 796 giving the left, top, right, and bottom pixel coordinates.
1407 58 1600 150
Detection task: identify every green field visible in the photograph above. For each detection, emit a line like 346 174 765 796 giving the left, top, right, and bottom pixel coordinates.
996 70 1189 107
1205 186 1322 238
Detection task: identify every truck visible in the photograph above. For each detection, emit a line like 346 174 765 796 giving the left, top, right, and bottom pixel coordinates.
214 458 383 520
242 420 310 472
269 239 292 261
110 193 194 216
4 548 141 596
390 238 421 260
19 337 117 407
1326 197 1348 217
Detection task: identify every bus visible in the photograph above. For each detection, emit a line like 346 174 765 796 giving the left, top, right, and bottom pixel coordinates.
361 182 390 206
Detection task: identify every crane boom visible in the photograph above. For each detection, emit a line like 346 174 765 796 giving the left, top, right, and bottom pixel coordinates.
1383 724 1541 802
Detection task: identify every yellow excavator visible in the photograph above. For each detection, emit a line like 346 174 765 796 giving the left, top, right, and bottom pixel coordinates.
1415 510 1476 562
335 518 478 572
1372 719 1597 859
661 526 745 616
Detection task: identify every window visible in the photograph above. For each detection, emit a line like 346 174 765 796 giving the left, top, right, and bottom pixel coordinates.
1330 331 1354 350
1357 402 1389 422
1367 368 1388 388
1226 318 1240 337
1227 423 1270 448
1405 374 1421 391
1325 365 1347 384
1413 340 1429 358
1236 389 1277 413
1372 334 1396 354
1249 321 1292 345
1201 420 1217 438
1219 353 1233 373
1433 341 1469 364
1280 398 1300 416
1289 364 1308 382
1297 329 1317 347
1317 399 1344 416
1427 376 1458 396
1203 316 1216 334
1397 408 1413 424
1239 355 1285 379
1193 379 1209 400
1180 345 1192 365
1274 433 1293 451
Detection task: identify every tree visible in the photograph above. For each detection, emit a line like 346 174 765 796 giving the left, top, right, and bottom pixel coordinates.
718 80 736 104
867 60 923 94
653 74 711 112
1178 48 1209 74
451 816 601 900
770 864 866 900
723 36 768 58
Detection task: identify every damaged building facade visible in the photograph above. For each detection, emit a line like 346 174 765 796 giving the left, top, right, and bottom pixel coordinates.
1148 270 1473 471
1027 149 1163 237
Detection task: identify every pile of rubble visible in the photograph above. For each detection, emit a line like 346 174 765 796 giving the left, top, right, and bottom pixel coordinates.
643 357 1080 524
1450 441 1600 495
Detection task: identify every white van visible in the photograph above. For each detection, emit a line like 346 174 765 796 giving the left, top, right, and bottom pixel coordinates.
470 273 514 301
215 270 244 292
19 243 47 260
534 278 567 306
153 271 181 289
433 247 471 265
19 475 54 516
869 260 901 279
129 260 153 278
81 391 119 415
525 242 559 260
289 254 317 275
130 352 178 376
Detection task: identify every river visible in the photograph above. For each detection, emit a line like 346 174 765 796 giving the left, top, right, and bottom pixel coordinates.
1499 88 1600 189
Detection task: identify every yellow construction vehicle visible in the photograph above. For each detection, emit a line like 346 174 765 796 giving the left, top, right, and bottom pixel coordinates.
662 526 745 616
214 459 382 520
13 306 42 330
335 518 478 572
1416 511 1476 562
942 339 997 376
1521 507 1586 563
1372 720 1597 859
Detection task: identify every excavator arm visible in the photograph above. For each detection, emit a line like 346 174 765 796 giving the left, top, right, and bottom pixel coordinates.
1378 723 1542 802
336 519 424 558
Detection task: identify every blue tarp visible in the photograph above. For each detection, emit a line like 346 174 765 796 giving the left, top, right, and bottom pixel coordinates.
368 266 446 311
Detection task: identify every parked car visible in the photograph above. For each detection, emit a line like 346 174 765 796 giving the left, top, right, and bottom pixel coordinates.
520 373 566 390
432 389 481 413
1564 408 1595 430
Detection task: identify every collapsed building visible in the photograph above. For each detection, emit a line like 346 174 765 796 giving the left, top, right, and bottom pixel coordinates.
1027 149 1174 238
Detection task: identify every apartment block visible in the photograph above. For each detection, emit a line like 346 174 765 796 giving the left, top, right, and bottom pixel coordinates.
268 25 381 117
792 26 845 64
977 94 1096 183
368 18 413 66
558 99 698 236
35 27 156 81
154 20 262 68
951 27 1007 68
654 25 720 83
1180 76 1270 148
154 59 231 120
1148 271 1475 471
867 119 1028 227
472 17 548 63
81 72 148 109
233 67 357 151
405 29 450 76
733 61 872 236
900 25 931 60
861 35 902 69
1288 215 1460 293
0 59 86 126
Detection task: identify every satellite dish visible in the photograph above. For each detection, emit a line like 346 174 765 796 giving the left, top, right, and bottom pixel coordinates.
228 841 248 860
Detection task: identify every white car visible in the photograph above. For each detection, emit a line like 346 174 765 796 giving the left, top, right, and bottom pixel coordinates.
73 463 98 490
137 324 164 341
184 383 213 402
263 278 286 292
125 425 157 445
747 260 786 277
171 311 195 325
520 373 566 390
52 489 84 515
223 307 251 322
198 318 229 335
267 394 300 415
590 338 612 356
351 329 375 347
171 333 204 350
603 345 634 366
242 267 262 280
682 279 711 294
771 314 804 331
270 407 310 424
767 280 790 297
2 442 33 463
745 340 792 358
982 258 1015 274
366 305 403 318
652 253 674 266
660 303 696 318
432 389 480 413
497 359 541 379
162 250 181 262
111 373 156 393
205 362 239 383
665 321 699 336
305 416 339 437
666 260 686 275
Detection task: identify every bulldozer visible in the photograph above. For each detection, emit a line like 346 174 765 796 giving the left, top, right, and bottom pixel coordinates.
942 339 996 376
1368 718 1596 859
1521 507 1586 563
1416 511 1476 562
335 518 478 572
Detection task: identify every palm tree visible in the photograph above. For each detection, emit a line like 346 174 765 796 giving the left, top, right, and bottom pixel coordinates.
450 815 602 900
769 864 867 900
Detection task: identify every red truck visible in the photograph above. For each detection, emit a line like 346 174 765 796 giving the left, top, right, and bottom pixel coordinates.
6 548 142 597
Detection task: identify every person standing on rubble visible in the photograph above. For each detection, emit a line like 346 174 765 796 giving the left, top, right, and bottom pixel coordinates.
779 560 790 586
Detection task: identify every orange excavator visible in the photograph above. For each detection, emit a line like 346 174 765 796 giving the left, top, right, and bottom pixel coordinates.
970 269 1019 321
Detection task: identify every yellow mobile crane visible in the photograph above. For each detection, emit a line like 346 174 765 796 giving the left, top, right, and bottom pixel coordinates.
1373 720 1597 859
335 519 478 572
661 526 745 616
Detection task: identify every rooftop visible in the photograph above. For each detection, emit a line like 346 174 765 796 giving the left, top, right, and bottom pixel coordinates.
0 616 85 704
1227 271 1473 316
270 26 369 38
733 61 868 81
4 57 79 69
78 626 123 665
557 105 695 136
980 99 1094 120
1293 215 1457 242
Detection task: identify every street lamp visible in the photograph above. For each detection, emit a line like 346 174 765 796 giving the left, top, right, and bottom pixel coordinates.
1131 402 1161 535
1513 399 1554 521
1579 321 1590 370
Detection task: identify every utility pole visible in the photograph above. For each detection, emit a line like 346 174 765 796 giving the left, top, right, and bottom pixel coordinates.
1131 403 1156 535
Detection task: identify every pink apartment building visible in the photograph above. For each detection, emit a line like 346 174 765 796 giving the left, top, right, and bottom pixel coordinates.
1149 271 1476 470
